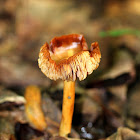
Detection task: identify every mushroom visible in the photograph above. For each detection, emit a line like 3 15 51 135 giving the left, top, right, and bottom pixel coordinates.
38 34 101 137
24 85 47 131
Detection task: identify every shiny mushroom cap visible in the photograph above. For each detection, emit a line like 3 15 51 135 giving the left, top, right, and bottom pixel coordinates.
38 34 101 81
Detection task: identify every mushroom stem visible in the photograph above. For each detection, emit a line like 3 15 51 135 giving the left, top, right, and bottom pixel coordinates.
59 80 75 137
24 85 47 131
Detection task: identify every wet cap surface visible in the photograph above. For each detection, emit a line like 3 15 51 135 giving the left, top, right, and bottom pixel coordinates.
38 34 101 81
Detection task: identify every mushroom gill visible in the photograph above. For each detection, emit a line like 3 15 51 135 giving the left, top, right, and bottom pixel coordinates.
38 34 101 81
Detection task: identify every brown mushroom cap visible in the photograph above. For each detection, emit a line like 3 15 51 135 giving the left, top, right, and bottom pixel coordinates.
38 34 101 81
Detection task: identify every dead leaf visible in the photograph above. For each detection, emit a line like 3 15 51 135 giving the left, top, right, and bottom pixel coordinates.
0 133 16 140
0 56 50 87
127 83 140 117
0 88 25 105
108 85 127 101
86 49 135 88
81 97 102 123
106 127 140 140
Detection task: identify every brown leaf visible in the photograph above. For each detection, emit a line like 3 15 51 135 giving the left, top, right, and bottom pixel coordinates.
127 83 140 117
101 49 135 80
106 127 140 140
81 97 102 123
86 49 135 88
108 85 127 101
0 56 50 87
49 136 67 140
0 88 25 105
0 133 16 140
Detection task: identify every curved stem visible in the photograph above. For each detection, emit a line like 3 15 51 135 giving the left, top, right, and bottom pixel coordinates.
25 85 47 131
59 81 75 137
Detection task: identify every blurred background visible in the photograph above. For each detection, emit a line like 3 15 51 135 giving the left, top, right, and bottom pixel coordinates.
0 0 140 140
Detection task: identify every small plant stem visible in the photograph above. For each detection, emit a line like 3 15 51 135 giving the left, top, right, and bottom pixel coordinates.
59 81 75 137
